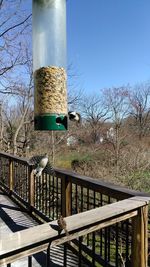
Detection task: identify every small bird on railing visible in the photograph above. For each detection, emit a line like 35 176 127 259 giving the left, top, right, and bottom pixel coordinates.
68 111 81 123
28 153 55 177
57 215 69 237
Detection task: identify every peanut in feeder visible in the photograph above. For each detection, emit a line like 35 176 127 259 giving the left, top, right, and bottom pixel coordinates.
33 0 68 130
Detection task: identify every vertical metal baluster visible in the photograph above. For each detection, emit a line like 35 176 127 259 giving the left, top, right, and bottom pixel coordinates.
22 164 24 199
35 177 40 210
100 194 103 256
40 175 42 211
25 165 28 201
16 162 18 195
17 163 19 195
26 166 27 203
86 188 90 246
16 162 17 193
19 163 21 197
104 227 108 264
14 162 18 193
56 176 59 218
13 162 15 192
32 170 35 209
42 173 45 213
39 175 42 211
22 165 23 198
81 186 83 212
26 164 28 201
80 186 83 263
63 244 67 267
45 173 48 216
87 188 89 212
71 183 74 214
53 176 56 220
75 184 78 213
20 164 22 198
107 196 111 263
28 255 32 267
36 176 38 209
92 191 96 266
42 173 44 213
49 175 51 218
36 175 38 210
46 243 51 267
45 173 47 215
92 231 96 266
78 236 82 266
115 222 119 267
52 176 55 219
70 182 72 215
126 219 129 264
22 164 26 200
40 173 43 212
22 165 24 199
34 174 36 208
78 184 81 212
60 178 62 215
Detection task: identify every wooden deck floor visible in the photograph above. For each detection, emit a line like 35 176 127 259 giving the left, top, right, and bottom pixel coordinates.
0 191 82 267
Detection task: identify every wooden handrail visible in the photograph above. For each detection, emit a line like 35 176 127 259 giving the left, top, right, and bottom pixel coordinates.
1 151 150 200
0 196 150 266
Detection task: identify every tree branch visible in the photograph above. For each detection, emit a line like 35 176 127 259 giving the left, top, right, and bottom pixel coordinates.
0 14 31 37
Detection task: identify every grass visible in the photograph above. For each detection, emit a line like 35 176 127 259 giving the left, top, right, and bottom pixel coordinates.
120 170 150 193
55 149 94 169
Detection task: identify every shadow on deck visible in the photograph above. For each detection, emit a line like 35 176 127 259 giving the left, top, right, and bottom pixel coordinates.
0 191 82 267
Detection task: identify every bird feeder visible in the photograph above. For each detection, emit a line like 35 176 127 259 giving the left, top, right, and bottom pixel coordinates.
33 0 68 130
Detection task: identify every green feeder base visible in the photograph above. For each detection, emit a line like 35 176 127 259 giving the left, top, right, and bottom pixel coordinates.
34 114 68 131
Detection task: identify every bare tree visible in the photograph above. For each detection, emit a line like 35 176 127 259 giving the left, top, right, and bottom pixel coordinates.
4 53 33 155
128 84 150 140
67 63 84 111
0 1 32 154
81 94 110 144
103 87 130 175
0 0 31 95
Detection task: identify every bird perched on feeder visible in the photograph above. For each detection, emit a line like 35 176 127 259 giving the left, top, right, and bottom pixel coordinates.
68 111 81 123
28 153 55 177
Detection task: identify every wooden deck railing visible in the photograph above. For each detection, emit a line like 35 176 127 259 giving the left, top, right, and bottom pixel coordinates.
0 151 150 267
0 196 149 267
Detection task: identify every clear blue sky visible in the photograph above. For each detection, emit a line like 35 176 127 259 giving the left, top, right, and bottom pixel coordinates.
67 0 150 94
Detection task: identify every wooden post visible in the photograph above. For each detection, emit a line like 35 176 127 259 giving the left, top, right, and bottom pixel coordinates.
61 176 72 217
9 158 13 192
131 205 148 267
28 165 35 208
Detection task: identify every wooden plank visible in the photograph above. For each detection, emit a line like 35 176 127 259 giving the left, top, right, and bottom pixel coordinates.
131 205 148 267
0 196 149 265
28 167 34 207
61 176 72 217
65 178 72 217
